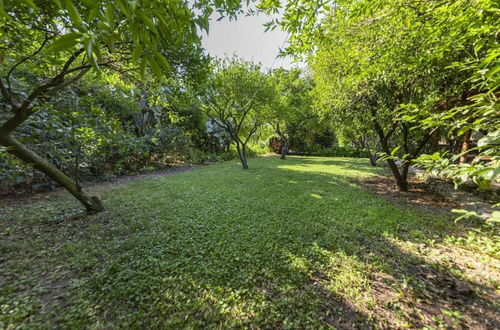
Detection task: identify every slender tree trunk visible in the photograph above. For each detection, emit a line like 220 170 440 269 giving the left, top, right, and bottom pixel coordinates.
0 132 104 213
370 109 410 192
235 141 248 169
369 155 377 167
372 123 407 191
399 162 411 191
240 144 248 169
460 130 472 163
365 144 377 167
385 158 407 191
280 140 289 160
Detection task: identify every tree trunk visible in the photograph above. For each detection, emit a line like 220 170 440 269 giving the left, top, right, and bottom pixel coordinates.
460 130 472 163
280 140 289 160
365 144 377 167
235 142 249 169
370 113 409 192
399 162 411 192
0 133 104 213
385 158 408 191
240 144 248 169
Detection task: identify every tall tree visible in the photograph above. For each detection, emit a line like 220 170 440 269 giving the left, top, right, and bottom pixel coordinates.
201 59 275 169
260 0 497 191
268 68 314 160
0 0 241 212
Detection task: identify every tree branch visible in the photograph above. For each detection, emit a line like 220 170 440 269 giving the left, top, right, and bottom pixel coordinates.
6 31 51 91
0 79 14 109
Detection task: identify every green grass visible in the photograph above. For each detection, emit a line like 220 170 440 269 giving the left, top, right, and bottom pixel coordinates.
1 156 498 328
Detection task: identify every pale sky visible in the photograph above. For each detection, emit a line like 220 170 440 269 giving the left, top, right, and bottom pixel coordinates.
201 12 299 70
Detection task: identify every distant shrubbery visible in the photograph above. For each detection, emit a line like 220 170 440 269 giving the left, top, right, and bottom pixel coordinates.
268 135 366 158
291 146 367 158
0 75 225 194
188 144 266 165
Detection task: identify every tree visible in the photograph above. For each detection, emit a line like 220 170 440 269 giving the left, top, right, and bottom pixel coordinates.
261 0 495 192
307 3 446 191
0 0 241 212
268 68 314 160
201 59 275 169
329 109 379 167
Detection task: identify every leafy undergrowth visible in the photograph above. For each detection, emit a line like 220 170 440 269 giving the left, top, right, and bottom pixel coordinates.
1 156 498 328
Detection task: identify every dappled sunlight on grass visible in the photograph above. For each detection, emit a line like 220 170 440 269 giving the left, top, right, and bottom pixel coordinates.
276 156 382 180
1 156 498 328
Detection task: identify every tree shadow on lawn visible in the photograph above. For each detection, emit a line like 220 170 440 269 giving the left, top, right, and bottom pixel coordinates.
1 157 498 328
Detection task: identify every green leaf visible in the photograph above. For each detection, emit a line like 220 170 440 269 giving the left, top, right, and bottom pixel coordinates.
139 56 147 76
154 52 171 73
456 126 470 136
0 0 8 18
20 0 37 9
131 45 141 63
137 10 158 35
487 211 500 223
451 209 480 222
430 152 441 161
390 146 401 157
45 32 82 53
115 0 131 17
63 0 85 30
148 57 163 79
105 4 116 30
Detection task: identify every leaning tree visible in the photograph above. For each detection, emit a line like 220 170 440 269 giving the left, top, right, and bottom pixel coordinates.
0 0 241 212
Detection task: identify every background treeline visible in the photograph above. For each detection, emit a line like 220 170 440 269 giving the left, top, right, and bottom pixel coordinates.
0 56 354 195
260 0 499 201
1 0 498 218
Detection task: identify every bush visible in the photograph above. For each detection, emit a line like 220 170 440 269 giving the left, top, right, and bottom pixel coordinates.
248 142 270 156
291 146 368 158
187 144 268 165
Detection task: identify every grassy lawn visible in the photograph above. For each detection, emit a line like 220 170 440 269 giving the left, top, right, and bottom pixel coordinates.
1 156 498 328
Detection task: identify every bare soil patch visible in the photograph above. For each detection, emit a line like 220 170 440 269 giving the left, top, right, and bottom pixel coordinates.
356 174 458 218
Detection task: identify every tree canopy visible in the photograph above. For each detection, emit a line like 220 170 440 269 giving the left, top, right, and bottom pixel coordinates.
201 58 276 169
260 0 499 194
0 0 243 211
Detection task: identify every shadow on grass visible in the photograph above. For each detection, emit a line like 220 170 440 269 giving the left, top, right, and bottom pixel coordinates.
0 156 498 328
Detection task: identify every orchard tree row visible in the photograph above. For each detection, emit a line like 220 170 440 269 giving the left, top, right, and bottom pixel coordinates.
1 0 498 217
0 0 321 212
261 0 499 196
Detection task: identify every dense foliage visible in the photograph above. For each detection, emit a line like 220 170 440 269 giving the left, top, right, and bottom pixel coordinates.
260 0 499 200
0 74 199 193
0 0 242 210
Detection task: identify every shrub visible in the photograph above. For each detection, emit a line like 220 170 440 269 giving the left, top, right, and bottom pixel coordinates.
291 146 367 158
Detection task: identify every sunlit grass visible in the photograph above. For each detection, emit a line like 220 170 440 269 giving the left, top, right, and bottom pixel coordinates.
1 156 497 328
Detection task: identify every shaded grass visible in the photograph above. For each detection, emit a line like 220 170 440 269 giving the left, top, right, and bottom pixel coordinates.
1 156 498 328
